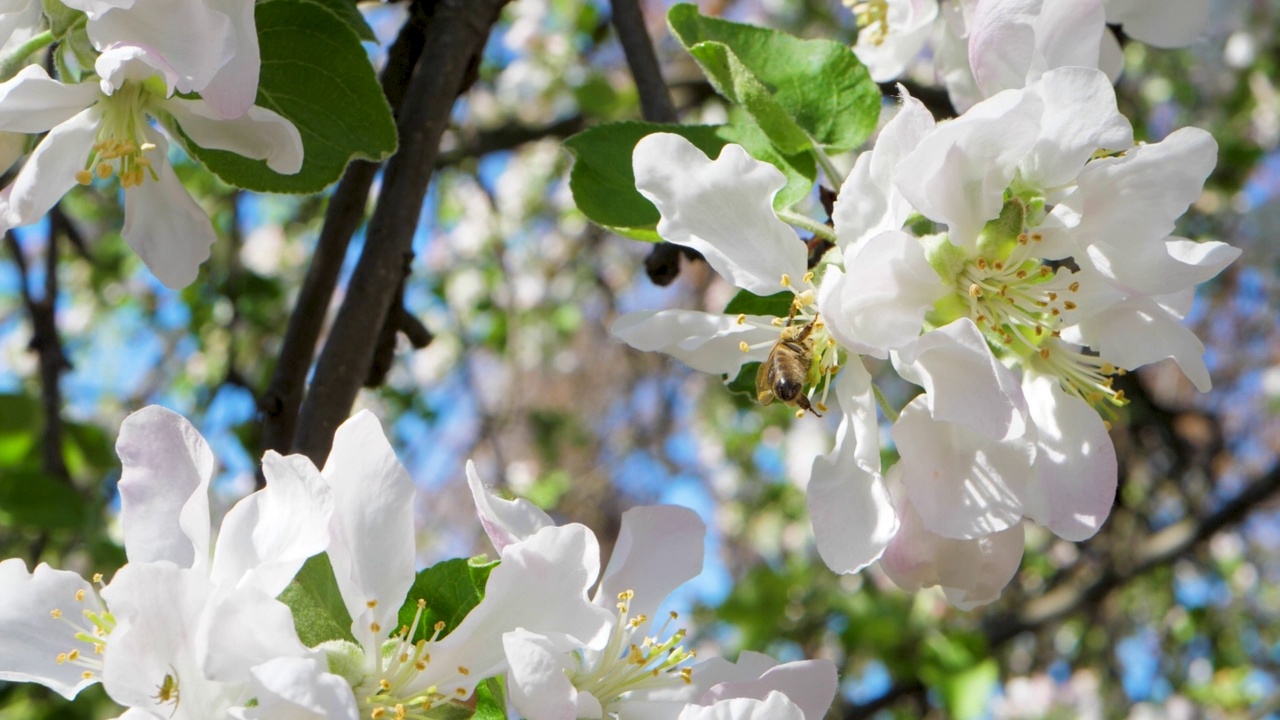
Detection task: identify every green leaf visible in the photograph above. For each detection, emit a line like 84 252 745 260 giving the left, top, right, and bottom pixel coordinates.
565 122 814 241
183 0 397 193
667 3 880 153
725 361 761 399
0 470 85 530
278 553 357 647
301 0 377 42
723 289 794 317
472 677 508 720
938 658 999 720
397 557 499 643
0 394 40 466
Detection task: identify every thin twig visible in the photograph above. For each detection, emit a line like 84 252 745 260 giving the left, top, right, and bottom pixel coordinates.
610 0 678 123
293 0 514 464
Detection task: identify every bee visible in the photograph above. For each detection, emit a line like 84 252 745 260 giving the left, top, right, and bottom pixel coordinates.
756 312 821 417
152 667 180 717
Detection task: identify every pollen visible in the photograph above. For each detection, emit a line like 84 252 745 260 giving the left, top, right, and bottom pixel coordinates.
736 313 746 325
75 590 85 602
457 666 470 676
367 600 378 609
370 622 381 634
739 341 750 353
802 271 815 284
50 609 62 619
780 273 791 287
75 170 93 185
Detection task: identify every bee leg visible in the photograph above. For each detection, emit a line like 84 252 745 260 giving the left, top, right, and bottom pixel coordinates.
795 394 821 418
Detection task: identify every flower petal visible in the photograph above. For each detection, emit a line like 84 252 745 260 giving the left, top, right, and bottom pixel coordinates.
196 585 312 685
1020 67 1133 189
503 628 602 720
320 411 415 661
701 660 838 720
1071 295 1213 391
228 656 359 720
95 44 179 96
1021 374 1116 541
678 692 806 720
611 309 780 375
198 0 261 118
467 459 554 553
853 0 938 82
595 505 704 624
2 106 99 229
115 405 214 570
1083 237 1240 299
633 133 807 295
209 451 333 596
0 559 103 699
892 396 1034 539
0 65 101 133
165 97 303 173
120 129 217 289
968 0 1106 98
86 0 233 93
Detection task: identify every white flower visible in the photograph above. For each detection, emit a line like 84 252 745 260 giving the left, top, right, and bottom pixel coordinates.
1102 0 1210 48
0 0 40 53
0 44 302 288
468 463 839 720
0 405 336 719
61 0 260 118
848 0 940 83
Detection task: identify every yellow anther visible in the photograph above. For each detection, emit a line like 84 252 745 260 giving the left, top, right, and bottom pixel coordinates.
51 609 62 619
1063 301 1076 310
57 653 68 664
1016 270 1027 279
739 341 750 353
968 283 983 298
816 402 829 413
75 170 93 185
379 678 392 691
976 257 988 270
415 660 427 671
680 667 694 684
669 611 679 619
75 589 86 602
993 261 1004 271
780 273 791 287
92 574 102 584
95 162 112 179
735 313 746 325
81 671 93 680
67 649 79 662
433 621 445 632
1031 232 1043 241
1103 420 1113 431
370 622 381 634
794 409 805 418
802 271 815 284
371 708 386 719
1039 348 1050 359
367 600 378 609
1069 281 1080 292
417 599 426 609
1047 292 1058 301
458 666 470 676
140 142 156 152
1017 232 1029 244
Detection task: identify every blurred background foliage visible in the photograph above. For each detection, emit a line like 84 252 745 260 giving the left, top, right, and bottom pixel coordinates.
1 0 1279 718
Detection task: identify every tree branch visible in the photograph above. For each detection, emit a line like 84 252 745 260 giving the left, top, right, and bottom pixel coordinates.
610 0 678 124
293 0 514 464
259 6 432 457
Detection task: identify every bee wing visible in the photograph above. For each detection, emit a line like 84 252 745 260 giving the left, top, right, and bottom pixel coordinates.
755 352 776 405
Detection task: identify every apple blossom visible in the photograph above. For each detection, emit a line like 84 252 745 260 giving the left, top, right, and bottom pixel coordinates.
467 463 840 720
846 0 939 83
0 44 301 288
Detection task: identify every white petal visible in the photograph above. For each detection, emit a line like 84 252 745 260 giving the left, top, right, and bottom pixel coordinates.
879 485 1025 608
230 656 359 720
833 87 935 254
968 0 1106 98
595 505 704 624
196 586 312 689
2 107 99 229
165 97 303 173
611 310 780 375
701 660 838 720
678 692 806 720
820 232 946 358
198 0 261 118
1084 237 1240 299
1105 0 1208 47
0 0 41 52
60 0 134 20
121 129 216 289
935 18 982 113
1021 375 1116 541
504 629 601 720
86 0 233 93
0 560 103 698
1020 67 1133 189
891 396 1034 539
320 411 415 660
95 45 179 96
0 65 101 133
853 0 938 82
633 133 807 295
1072 296 1212 391
892 318 1028 440
209 451 333 596
115 406 214 570
467 459 554 553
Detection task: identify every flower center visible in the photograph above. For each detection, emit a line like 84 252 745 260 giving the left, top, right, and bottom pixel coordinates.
847 0 891 45
355 599 471 720
568 590 696 712
49 573 113 684
75 82 159 190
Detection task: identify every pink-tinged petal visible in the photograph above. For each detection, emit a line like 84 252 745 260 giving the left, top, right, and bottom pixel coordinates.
406 524 612 700
86 0 233 93
320 411 415 661
94 45 179 96
892 319 1028 440
198 0 261 118
115 405 213 570
0 560 103 699
611 309 780 375
1104 0 1208 47
0 65 101 133
504 629 602 720
1021 375 1116 541
2 107 99 229
209 451 333 596
1021 67 1133 189
821 232 946 358
1064 127 1217 252
895 88 1042 247
100 564 240 716
467 459 554 553
633 133 807 296
935 20 982 113
701 660 838 720
228 656 359 720
59 0 134 20
833 88 935 254
120 130 216 289
1072 296 1212 391
892 396 1034 539
595 505 704 623
164 97 303 173
879 485 1025 608
678 692 806 720
1084 237 1240 299
196 585 311 685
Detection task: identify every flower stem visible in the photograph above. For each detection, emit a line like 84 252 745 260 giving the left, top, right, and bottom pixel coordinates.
0 30 55 82
872 383 898 422
811 144 844 188
778 209 835 242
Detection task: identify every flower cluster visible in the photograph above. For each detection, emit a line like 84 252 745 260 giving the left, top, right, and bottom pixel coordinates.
0 0 302 288
613 1 1236 607
0 407 838 720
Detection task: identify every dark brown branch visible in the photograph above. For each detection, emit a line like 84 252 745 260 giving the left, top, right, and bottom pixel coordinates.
610 0 678 124
435 114 586 168
259 7 432 457
293 0 513 464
